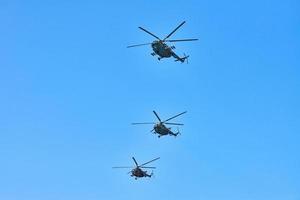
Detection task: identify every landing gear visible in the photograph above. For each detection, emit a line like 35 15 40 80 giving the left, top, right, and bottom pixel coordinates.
151 53 156 56
158 57 161 61
158 135 161 138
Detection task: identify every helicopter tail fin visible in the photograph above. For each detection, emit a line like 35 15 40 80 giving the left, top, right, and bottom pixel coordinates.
150 171 154 178
174 127 181 137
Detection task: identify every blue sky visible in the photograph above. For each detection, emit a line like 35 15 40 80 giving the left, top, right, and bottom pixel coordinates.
0 0 299 199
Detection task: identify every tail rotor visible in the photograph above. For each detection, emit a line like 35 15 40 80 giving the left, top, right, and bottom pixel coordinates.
150 171 154 178
183 53 189 64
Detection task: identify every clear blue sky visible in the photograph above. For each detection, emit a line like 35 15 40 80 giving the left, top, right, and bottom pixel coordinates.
0 0 299 199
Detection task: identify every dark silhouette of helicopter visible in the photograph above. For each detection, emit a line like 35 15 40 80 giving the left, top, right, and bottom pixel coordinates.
127 21 198 63
132 111 187 138
113 157 160 180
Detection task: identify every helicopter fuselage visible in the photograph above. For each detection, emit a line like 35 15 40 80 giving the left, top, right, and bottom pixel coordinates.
151 41 173 58
154 123 178 137
131 167 151 179
154 123 170 135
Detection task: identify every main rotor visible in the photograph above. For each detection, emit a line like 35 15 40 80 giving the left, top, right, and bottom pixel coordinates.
112 157 160 170
132 110 187 126
127 21 198 48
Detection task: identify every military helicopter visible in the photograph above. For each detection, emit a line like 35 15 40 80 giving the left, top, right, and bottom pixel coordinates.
127 21 198 63
113 157 160 180
132 111 187 138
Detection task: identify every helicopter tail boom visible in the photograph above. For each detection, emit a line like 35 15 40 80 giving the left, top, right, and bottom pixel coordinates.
174 54 189 63
169 127 180 137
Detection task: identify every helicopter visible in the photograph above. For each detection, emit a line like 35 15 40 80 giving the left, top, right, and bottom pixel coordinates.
113 157 160 180
132 111 187 138
127 21 198 63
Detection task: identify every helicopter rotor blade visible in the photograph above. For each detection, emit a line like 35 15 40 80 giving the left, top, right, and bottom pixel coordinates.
163 111 187 123
165 39 198 42
164 122 184 126
138 27 161 40
140 166 156 169
153 111 162 122
127 43 152 48
131 122 156 125
163 21 186 41
132 157 139 167
112 166 133 169
139 157 160 167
